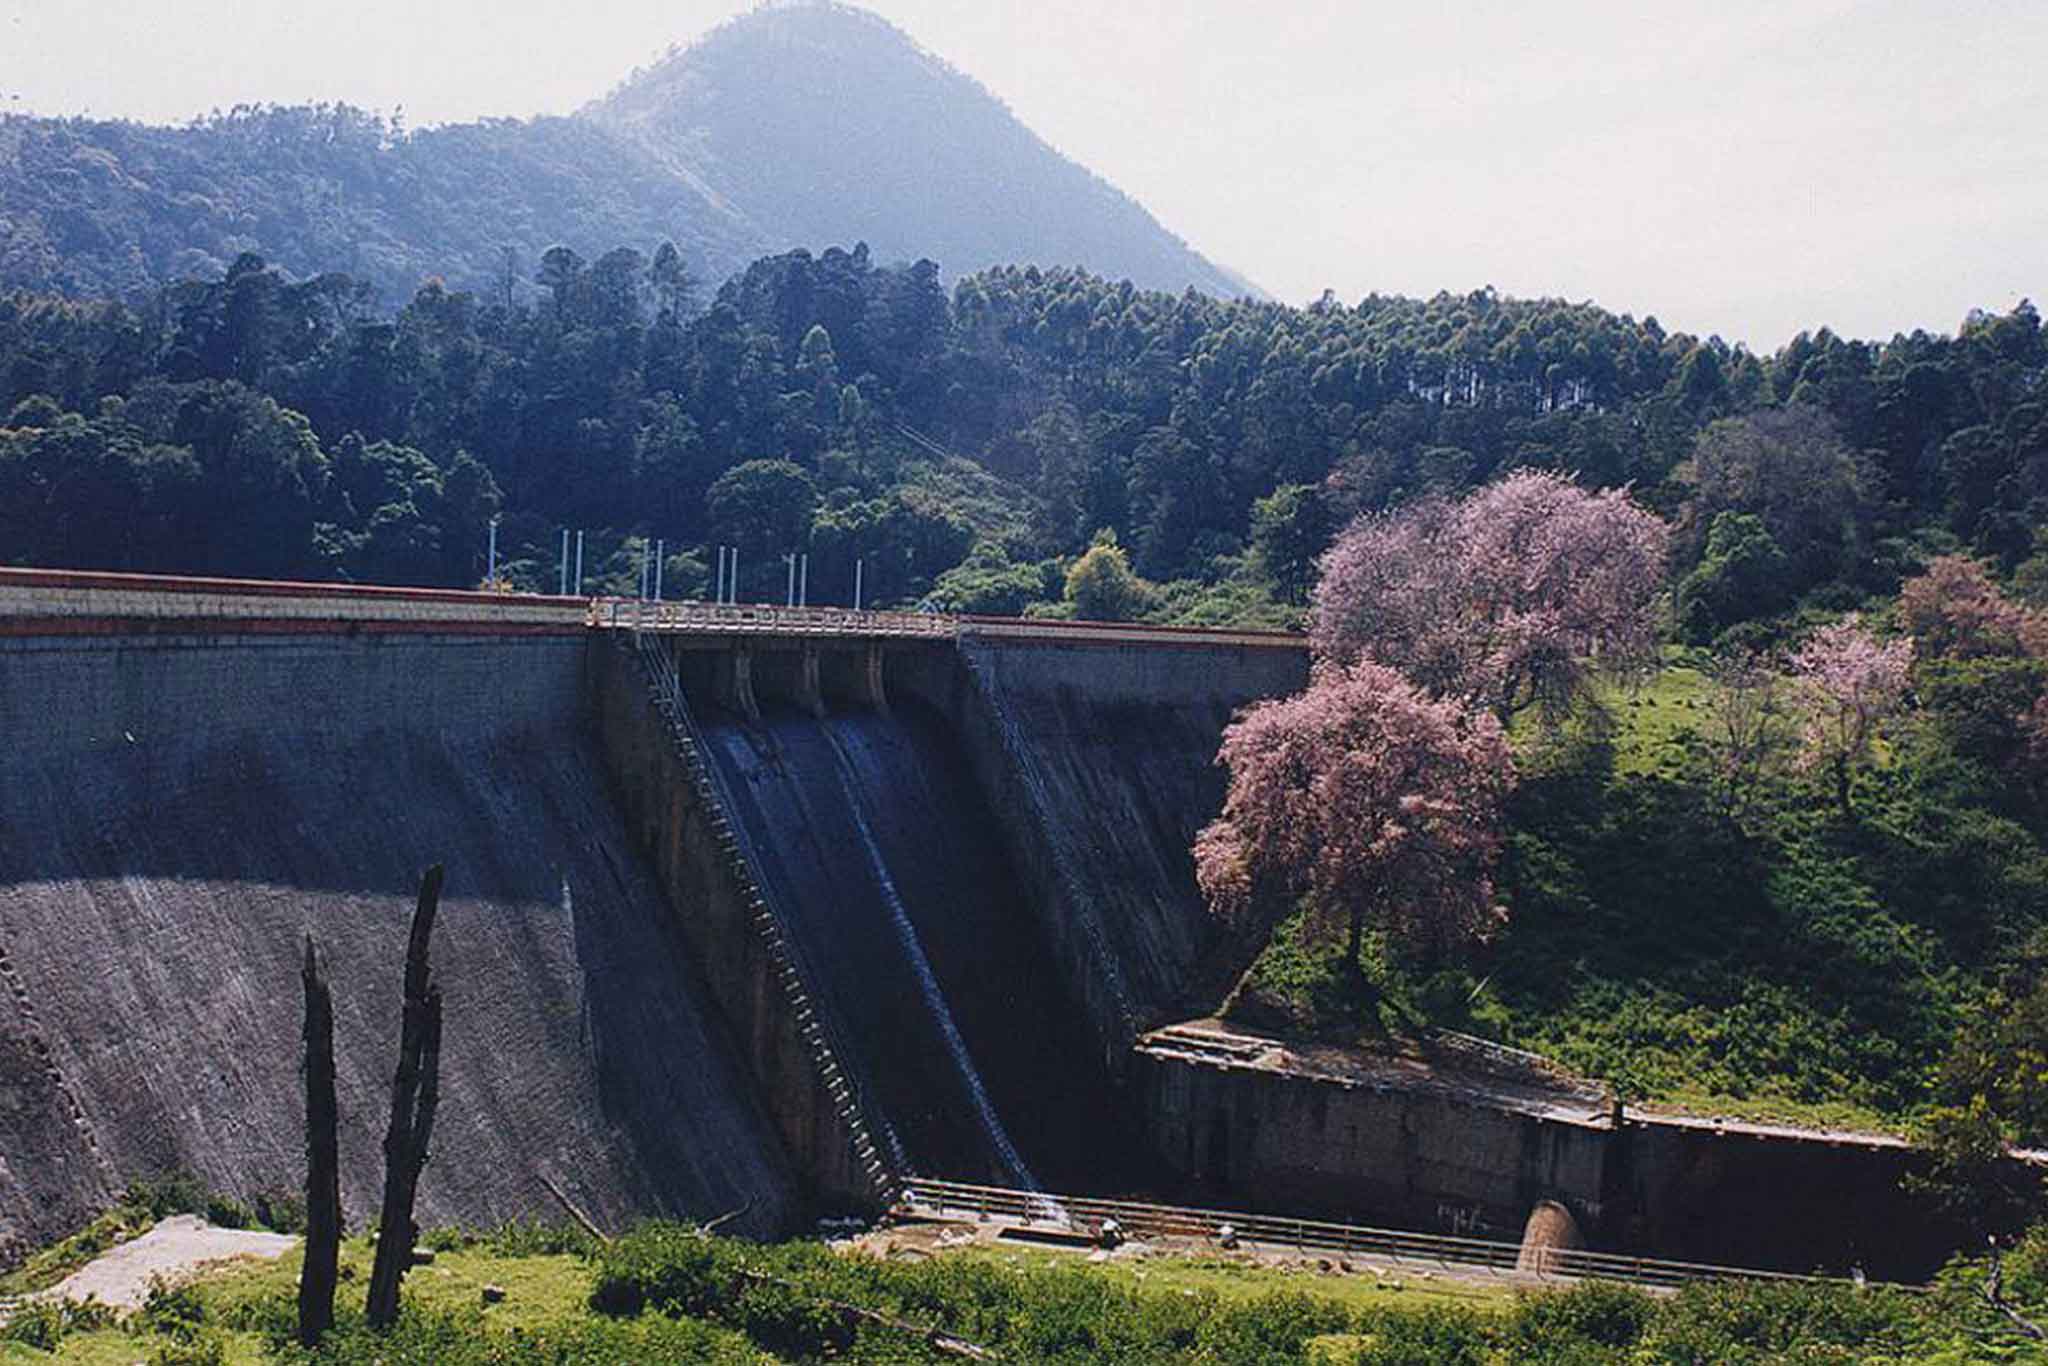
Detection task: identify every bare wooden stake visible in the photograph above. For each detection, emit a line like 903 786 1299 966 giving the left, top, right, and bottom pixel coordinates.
366 865 445 1330
297 935 341 1347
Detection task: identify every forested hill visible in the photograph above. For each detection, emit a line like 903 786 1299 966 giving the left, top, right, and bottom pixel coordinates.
0 2 1251 308
3 236 2042 636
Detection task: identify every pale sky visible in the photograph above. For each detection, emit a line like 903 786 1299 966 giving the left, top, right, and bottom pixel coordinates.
6 0 2044 349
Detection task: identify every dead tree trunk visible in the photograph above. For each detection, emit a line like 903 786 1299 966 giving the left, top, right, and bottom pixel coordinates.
365 865 445 1330
297 935 341 1347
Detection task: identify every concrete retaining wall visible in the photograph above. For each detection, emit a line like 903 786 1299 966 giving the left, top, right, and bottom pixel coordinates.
0 629 796 1264
1131 1043 1974 1279
1132 1047 1609 1242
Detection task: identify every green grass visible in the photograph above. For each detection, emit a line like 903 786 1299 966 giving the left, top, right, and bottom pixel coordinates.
1606 661 1715 777
10 1222 2042 1363
1642 1086 1913 1139
945 1242 1515 1314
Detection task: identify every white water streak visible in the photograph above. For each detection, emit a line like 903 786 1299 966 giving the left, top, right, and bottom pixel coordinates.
821 724 1040 1193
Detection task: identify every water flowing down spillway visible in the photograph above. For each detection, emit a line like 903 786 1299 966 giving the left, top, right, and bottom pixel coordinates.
697 700 1125 1189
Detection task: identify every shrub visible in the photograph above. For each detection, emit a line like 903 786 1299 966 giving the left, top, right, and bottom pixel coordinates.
140 1275 209 1340
1507 1280 1655 1359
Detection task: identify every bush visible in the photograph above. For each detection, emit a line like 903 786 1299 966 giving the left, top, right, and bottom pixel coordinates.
140 1274 209 1340
1507 1280 1655 1359
253 1189 308 1235
148 1331 230 1366
0 1297 114 1352
478 1218 600 1259
288 1304 758 1364
125 1170 212 1220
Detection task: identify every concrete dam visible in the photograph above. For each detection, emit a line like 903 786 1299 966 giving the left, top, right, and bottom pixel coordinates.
0 572 1306 1263
0 571 1986 1281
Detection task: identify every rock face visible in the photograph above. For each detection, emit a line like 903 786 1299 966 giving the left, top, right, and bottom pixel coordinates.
0 631 796 1262
0 3 1258 304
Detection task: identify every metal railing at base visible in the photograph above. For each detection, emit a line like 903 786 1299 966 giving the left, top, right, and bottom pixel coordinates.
893 1177 1921 1293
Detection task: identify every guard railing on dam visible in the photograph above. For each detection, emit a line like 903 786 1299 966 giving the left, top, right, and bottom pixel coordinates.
0 568 1311 651
894 1178 1924 1294
597 596 1308 649
598 599 958 638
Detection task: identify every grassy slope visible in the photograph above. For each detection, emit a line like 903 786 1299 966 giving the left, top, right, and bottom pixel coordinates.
1234 657 2025 1138
35 1238 594 1363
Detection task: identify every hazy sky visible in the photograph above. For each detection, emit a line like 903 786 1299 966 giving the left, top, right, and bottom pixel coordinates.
7 0 2043 349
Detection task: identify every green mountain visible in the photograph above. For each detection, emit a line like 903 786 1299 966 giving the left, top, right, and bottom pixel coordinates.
0 2 1256 308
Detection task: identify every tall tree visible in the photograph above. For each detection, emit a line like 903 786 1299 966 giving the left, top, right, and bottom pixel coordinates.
1195 660 1514 974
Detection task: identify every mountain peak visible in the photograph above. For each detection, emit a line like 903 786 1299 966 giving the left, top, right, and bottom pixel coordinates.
0 2 1260 305
586 2 1259 298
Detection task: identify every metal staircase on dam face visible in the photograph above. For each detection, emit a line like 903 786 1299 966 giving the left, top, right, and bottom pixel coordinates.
627 632 899 1204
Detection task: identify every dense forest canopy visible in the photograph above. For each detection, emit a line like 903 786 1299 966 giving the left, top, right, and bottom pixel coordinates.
3 240 2042 629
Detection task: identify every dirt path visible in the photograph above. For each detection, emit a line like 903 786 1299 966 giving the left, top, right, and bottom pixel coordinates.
42 1215 297 1311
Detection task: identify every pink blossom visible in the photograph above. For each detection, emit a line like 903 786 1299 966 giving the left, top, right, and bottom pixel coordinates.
1195 660 1515 959
1898 555 2035 660
1312 470 1670 724
1789 615 1913 814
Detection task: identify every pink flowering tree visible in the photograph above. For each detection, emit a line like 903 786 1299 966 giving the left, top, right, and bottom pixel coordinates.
1194 661 1515 974
1790 616 1914 818
1898 555 2038 660
1312 470 1671 726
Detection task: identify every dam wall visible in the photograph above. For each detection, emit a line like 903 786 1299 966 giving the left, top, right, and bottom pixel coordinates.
891 635 1310 1064
687 687 1136 1193
0 625 797 1263
588 638 887 1211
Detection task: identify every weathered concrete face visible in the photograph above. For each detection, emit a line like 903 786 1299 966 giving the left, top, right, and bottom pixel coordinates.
892 638 1311 1063
0 631 796 1264
1130 1029 1978 1281
588 640 882 1212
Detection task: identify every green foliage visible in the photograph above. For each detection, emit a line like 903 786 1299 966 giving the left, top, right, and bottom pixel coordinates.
1677 510 1793 642
2 242 2041 632
0 1296 114 1352
926 540 1060 615
1065 530 1158 621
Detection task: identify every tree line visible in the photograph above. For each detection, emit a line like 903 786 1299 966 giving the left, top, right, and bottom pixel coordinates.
0 244 2042 629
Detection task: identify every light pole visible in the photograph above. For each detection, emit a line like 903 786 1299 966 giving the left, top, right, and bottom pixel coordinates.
486 516 498 586
558 528 569 596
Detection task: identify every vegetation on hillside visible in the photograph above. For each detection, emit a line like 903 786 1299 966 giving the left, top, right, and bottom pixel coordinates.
10 1217 2048 1363
2 241 2042 621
